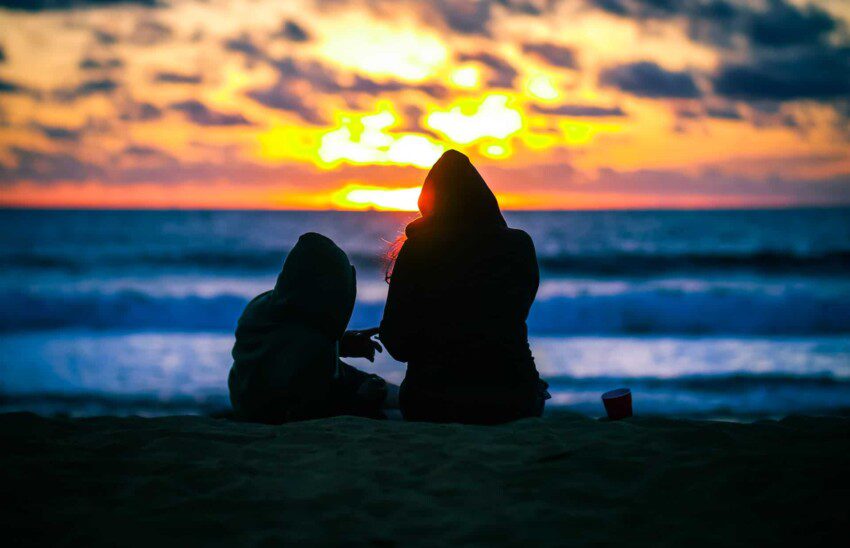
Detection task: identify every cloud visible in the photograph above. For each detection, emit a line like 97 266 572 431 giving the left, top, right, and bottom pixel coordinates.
226 34 328 85
0 147 102 184
713 46 850 101
522 42 578 69
276 20 311 42
346 75 448 99
747 0 836 48
530 103 625 117
79 57 123 70
496 0 543 16
599 61 701 98
119 101 162 121
0 77 29 95
420 0 546 36
122 145 172 157
272 57 341 89
246 80 326 124
677 103 742 121
588 0 711 20
429 0 492 35
705 105 741 120
224 34 265 59
243 52 448 121
224 31 450 104
457 52 517 88
117 145 178 166
30 122 82 141
0 0 158 10
587 1 848 109
54 79 119 101
1 144 427 187
587 0 842 50
93 29 118 45
170 100 253 126
246 64 448 123
0 77 43 100
486 160 850 205
129 19 173 45
154 71 202 84
589 167 850 203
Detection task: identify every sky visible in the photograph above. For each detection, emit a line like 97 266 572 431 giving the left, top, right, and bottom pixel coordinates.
0 0 849 210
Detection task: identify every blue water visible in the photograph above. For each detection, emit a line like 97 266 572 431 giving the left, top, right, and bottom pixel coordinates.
1 208 849 418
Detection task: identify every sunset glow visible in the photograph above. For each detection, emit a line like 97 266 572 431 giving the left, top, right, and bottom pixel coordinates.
527 75 559 100
318 109 445 168
450 66 481 89
0 0 847 210
333 185 421 211
318 15 449 81
426 95 523 145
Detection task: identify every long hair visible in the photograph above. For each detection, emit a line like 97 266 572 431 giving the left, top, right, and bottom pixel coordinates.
384 232 406 283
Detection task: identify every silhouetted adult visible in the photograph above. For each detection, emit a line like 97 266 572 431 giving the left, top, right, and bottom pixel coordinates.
380 150 547 424
229 232 394 423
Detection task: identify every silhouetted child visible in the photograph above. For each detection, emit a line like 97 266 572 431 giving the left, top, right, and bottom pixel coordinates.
229 232 395 423
381 150 548 424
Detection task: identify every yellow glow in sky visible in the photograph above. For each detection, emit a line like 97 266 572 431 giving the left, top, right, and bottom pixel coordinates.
426 95 522 144
527 75 560 100
333 185 421 210
482 143 510 158
318 109 444 167
450 66 480 89
319 17 448 81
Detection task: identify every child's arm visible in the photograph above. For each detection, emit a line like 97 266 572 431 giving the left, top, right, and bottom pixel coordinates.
339 327 383 361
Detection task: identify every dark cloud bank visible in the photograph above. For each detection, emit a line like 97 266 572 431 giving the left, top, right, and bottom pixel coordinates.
170 100 252 126
600 61 702 98
0 0 159 10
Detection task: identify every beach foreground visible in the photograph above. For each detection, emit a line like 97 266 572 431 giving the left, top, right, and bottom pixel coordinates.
3 413 848 546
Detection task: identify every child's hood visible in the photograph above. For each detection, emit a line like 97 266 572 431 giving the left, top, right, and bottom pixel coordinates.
264 232 356 339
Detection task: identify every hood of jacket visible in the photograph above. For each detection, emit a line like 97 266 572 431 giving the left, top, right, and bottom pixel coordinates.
261 232 356 340
407 149 507 237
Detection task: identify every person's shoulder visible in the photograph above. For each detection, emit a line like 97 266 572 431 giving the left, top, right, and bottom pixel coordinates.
504 227 535 248
397 232 430 256
245 290 274 310
238 290 274 324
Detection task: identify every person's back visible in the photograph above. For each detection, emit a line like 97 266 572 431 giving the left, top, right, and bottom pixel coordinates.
380 150 545 424
229 232 388 423
229 291 338 422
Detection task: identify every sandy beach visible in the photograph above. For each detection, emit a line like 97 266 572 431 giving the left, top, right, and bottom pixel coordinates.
2 412 848 546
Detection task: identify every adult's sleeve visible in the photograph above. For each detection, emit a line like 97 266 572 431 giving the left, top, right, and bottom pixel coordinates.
523 231 540 309
379 242 420 362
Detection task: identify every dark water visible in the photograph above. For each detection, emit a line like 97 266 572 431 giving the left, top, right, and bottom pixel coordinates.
1 208 848 418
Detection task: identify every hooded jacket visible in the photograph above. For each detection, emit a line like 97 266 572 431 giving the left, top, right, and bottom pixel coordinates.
228 232 356 423
380 150 542 423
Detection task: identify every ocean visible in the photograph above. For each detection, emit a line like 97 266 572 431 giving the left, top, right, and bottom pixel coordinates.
1 208 848 419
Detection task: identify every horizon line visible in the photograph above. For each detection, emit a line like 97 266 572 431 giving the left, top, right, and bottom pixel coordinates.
2 204 849 213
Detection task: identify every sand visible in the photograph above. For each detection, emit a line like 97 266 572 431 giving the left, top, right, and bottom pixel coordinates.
2 412 848 546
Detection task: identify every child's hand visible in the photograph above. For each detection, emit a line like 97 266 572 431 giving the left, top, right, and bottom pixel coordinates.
340 327 383 362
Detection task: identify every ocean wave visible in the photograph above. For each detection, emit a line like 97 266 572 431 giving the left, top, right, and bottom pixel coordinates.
0 249 296 271
0 392 231 417
542 373 850 418
544 373 850 390
2 249 849 276
3 374 849 419
527 289 850 335
536 250 850 276
2 285 848 334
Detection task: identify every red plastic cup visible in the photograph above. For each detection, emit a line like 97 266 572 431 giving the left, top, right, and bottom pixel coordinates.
601 388 632 420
